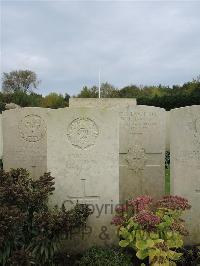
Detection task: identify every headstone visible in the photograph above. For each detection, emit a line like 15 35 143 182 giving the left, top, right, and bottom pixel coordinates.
47 108 119 251
0 115 3 160
2 108 49 178
120 106 166 202
170 106 200 245
69 98 137 202
69 98 137 153
166 111 170 151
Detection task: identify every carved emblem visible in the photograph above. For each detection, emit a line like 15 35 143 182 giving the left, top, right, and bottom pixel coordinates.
126 145 146 172
19 114 46 142
67 118 99 149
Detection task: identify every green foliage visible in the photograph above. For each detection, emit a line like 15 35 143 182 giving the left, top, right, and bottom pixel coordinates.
78 247 132 266
177 246 200 266
112 195 191 266
41 93 67 108
0 168 91 266
2 70 40 93
1 71 200 111
77 76 200 110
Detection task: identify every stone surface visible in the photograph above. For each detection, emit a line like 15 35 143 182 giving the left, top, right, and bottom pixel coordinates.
3 108 49 178
166 111 170 151
120 106 166 202
69 98 137 153
5 103 21 110
170 105 200 245
47 108 119 250
0 115 3 160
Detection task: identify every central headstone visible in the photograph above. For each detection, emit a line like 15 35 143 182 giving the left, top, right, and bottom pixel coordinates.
47 108 119 250
69 98 137 202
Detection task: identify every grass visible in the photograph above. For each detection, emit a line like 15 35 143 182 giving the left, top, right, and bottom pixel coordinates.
165 167 170 194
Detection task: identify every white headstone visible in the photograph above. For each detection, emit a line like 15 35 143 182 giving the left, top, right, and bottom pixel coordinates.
69 98 137 152
69 98 137 202
120 106 166 202
166 111 170 151
2 108 49 178
170 105 200 245
47 108 119 250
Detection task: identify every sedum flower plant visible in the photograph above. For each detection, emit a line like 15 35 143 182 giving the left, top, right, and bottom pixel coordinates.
111 195 191 266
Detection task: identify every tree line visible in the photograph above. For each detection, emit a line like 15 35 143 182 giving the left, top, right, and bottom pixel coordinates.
1 70 200 112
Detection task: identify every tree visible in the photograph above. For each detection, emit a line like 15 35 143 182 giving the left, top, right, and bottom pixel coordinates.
2 70 40 93
76 86 98 98
41 93 67 108
100 82 120 98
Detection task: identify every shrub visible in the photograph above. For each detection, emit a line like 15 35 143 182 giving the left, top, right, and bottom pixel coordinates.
78 246 132 266
0 168 91 266
177 246 200 266
112 195 191 266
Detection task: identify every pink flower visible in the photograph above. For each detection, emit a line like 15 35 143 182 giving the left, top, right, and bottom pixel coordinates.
128 195 152 212
157 195 191 211
134 210 160 231
111 216 125 226
115 204 128 214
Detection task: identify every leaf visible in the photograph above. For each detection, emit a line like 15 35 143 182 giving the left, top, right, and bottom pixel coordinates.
136 249 149 260
119 240 129 247
136 239 154 250
150 232 159 239
167 250 183 260
119 227 129 238
148 248 157 260
166 231 173 239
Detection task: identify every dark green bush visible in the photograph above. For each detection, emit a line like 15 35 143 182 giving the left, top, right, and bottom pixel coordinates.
177 246 200 266
0 168 91 266
78 246 132 266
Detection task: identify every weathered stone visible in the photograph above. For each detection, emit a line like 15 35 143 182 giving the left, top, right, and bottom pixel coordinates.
170 105 200 245
2 107 49 178
69 98 137 153
5 103 21 110
47 108 119 251
166 111 170 151
120 106 166 202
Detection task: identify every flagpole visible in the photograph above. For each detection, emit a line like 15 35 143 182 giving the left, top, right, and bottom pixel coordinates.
98 70 101 98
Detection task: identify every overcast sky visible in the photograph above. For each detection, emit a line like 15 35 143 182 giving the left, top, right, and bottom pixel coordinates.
1 1 200 96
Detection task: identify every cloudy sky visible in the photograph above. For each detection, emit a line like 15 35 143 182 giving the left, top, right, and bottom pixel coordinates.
1 1 200 96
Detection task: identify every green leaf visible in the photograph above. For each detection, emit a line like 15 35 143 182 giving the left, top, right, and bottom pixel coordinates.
119 240 129 247
119 227 129 238
150 232 159 239
136 239 154 250
136 249 149 260
167 250 182 260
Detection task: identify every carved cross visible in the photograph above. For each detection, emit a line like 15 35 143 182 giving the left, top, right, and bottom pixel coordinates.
124 145 162 173
67 178 100 204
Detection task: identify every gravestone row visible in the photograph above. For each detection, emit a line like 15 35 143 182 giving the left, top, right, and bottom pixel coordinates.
1 99 199 247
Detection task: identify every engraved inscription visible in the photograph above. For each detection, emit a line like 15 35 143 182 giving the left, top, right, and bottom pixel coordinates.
67 118 99 149
131 111 159 132
126 145 146 172
19 114 46 142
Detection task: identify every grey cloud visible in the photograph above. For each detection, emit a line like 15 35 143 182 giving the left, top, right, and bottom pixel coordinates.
1 1 200 95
